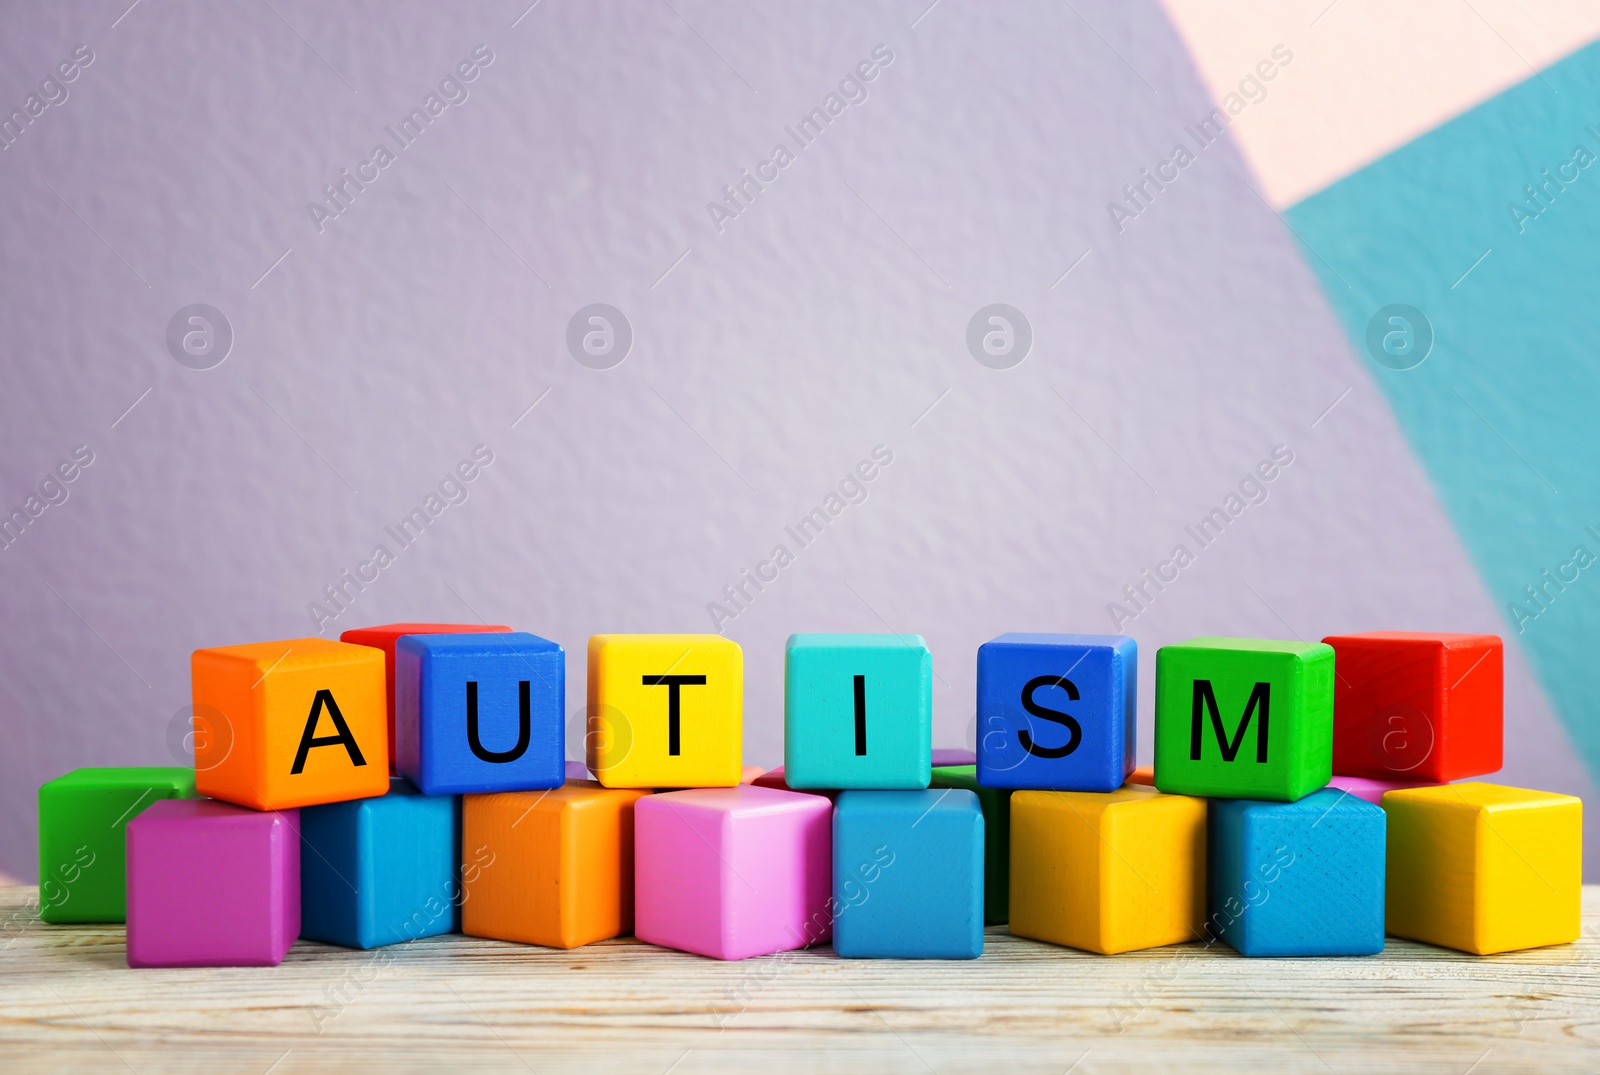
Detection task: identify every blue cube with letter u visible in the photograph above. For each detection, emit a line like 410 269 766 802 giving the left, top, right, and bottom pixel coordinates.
975 633 1135 791
394 632 564 795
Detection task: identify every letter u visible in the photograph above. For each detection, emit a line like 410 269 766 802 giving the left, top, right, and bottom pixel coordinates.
466 680 531 763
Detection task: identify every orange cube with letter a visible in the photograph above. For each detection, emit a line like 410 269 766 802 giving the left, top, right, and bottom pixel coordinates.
192 637 388 810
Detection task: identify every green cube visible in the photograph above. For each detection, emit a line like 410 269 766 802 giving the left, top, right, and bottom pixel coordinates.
1153 638 1333 802
930 764 1010 923
38 767 198 922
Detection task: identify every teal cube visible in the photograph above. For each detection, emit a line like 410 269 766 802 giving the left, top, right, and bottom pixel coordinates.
1208 789 1385 956
299 778 460 949
785 634 932 789
832 789 984 958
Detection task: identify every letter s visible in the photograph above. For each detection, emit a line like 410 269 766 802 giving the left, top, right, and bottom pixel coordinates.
472 444 494 466
473 44 495 66
871 443 893 465
72 444 94 466
74 45 95 66
1017 675 1083 759
1271 443 1294 466
1271 44 1292 65
872 44 895 66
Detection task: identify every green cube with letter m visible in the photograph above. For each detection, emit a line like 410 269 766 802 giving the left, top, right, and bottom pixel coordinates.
1153 638 1334 802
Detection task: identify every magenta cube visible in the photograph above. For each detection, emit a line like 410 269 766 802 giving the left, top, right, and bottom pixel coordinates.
635 785 831 961
1327 774 1442 806
126 799 300 967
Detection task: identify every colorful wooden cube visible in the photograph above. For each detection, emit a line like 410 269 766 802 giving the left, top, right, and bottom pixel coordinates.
394 632 564 794
1208 789 1386 956
1323 632 1503 782
785 633 932 790
299 777 460 949
634 785 831 960
37 768 197 923
831 789 983 959
1010 786 1205 955
976 633 1135 791
462 780 649 948
126 799 300 967
192 637 388 810
1383 783 1581 954
1154 637 1334 802
340 622 510 771
1327 773 1440 806
929 766 1011 924
588 634 742 789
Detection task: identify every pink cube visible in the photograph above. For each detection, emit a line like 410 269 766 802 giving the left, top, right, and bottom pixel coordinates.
635 785 831 960
932 748 977 767
1327 774 1442 806
126 799 300 967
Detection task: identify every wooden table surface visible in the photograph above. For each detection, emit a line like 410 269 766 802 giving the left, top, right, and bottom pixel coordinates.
3 885 1598 1074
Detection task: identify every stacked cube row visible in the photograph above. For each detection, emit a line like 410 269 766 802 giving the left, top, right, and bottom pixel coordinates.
35 626 1581 966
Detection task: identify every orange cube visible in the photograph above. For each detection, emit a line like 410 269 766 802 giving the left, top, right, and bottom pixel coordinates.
462 781 649 948
340 622 510 771
192 637 388 810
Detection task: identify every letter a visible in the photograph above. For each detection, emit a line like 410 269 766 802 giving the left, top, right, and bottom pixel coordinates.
291 689 368 774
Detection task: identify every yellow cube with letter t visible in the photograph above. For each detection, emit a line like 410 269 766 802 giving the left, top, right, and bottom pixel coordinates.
587 634 742 788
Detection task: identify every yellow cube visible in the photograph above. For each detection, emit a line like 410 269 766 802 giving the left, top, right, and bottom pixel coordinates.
587 634 742 788
1010 786 1206 954
1383 782 1581 954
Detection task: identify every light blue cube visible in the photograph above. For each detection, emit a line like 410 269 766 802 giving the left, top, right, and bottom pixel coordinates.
831 789 983 959
1208 788 1386 956
394 632 564 794
785 633 932 790
976 633 1136 792
299 778 460 949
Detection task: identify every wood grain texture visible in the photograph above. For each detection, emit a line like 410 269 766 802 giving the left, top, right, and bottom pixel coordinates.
1 885 1597 1074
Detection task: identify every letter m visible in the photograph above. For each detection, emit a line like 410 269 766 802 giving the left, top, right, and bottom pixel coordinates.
1189 679 1269 763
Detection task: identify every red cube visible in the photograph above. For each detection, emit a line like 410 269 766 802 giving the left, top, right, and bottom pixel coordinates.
1323 631 1502 782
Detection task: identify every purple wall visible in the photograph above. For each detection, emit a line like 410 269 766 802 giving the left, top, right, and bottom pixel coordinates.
1 0 1590 880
